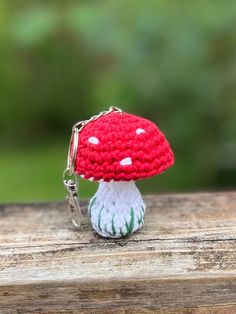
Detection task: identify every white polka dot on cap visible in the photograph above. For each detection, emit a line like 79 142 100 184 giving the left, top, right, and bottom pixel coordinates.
88 136 99 144
136 128 145 135
120 157 132 166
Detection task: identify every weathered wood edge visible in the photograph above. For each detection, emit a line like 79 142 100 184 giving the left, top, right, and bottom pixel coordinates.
0 276 236 313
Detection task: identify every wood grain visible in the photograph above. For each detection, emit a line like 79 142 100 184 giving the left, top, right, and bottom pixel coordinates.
0 192 235 313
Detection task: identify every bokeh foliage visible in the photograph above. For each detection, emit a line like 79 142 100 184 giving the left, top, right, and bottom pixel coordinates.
0 0 236 202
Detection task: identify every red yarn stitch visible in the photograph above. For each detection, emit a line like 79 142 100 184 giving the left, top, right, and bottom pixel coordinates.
73 111 174 182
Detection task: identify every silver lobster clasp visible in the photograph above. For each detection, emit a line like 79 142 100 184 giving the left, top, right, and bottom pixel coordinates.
63 169 82 229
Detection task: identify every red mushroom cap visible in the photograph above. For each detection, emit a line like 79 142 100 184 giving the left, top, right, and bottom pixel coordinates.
73 111 174 182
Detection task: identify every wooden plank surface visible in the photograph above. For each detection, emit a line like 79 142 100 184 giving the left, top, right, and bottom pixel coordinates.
0 192 235 313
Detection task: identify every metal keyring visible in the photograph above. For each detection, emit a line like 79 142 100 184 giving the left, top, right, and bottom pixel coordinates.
63 106 122 229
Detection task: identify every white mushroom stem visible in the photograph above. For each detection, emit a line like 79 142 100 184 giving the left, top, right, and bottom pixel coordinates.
88 181 146 238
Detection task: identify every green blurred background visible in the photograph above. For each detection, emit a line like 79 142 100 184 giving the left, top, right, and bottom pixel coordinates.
1 0 236 203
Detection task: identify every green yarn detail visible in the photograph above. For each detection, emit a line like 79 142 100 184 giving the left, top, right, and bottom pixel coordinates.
88 197 96 218
93 205 144 237
125 207 135 236
104 224 113 237
111 215 116 236
137 212 143 226
98 206 104 232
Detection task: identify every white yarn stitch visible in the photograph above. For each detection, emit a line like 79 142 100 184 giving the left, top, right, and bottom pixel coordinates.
88 181 146 238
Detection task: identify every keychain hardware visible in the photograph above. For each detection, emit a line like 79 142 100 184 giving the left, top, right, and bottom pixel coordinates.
63 106 122 229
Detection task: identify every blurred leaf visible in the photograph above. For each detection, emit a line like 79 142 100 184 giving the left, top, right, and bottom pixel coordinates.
10 5 58 46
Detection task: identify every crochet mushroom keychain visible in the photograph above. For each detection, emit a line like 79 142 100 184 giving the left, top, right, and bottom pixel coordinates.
63 106 174 238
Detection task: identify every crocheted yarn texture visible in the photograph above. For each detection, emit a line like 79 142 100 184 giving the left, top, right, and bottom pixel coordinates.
74 111 174 182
